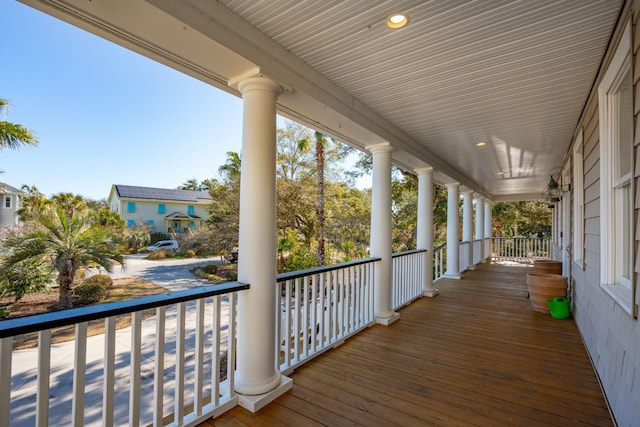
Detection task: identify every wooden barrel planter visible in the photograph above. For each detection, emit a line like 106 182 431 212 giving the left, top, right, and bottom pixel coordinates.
533 260 562 275
526 273 568 313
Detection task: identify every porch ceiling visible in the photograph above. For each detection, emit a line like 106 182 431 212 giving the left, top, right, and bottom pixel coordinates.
22 0 622 200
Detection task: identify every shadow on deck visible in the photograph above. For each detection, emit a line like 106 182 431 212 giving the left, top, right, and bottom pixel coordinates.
206 262 612 426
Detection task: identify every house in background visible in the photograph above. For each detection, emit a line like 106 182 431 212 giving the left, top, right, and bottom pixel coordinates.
0 183 23 227
107 184 212 234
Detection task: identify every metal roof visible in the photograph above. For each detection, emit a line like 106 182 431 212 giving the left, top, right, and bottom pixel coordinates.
114 185 212 202
0 183 24 194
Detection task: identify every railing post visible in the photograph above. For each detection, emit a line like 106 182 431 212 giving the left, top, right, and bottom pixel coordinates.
0 337 11 427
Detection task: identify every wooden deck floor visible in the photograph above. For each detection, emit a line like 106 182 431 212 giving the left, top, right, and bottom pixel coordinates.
205 262 612 426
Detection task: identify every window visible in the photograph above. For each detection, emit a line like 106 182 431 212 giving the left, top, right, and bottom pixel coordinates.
3 196 11 209
127 219 135 228
598 21 634 314
147 220 154 226
572 130 584 268
187 205 194 215
158 204 165 214
127 202 136 213
189 220 195 228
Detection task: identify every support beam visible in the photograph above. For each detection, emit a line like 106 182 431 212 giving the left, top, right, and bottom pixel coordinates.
368 142 399 325
475 196 485 262
444 182 461 279
462 190 474 271
484 199 492 261
416 167 438 297
234 75 291 408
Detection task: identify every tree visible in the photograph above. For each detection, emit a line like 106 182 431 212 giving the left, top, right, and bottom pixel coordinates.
51 192 88 216
314 131 327 265
1 207 123 309
17 186 53 222
0 98 38 150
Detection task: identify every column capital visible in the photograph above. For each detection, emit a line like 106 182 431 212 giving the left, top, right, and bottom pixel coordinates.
415 166 434 176
234 74 283 97
366 141 393 154
444 181 460 188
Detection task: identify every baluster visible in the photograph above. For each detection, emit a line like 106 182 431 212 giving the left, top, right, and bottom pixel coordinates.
0 337 12 427
153 307 166 425
194 299 205 416
174 302 186 425
72 323 87 427
103 317 116 427
211 297 220 407
129 312 142 427
36 330 51 427
227 293 236 398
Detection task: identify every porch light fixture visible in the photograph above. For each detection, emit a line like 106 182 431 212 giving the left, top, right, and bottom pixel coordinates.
542 167 570 205
387 13 409 29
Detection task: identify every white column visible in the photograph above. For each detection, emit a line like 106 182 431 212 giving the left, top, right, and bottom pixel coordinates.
475 196 484 262
444 182 461 279
368 142 399 325
484 199 492 261
234 75 291 407
462 190 474 271
416 167 438 297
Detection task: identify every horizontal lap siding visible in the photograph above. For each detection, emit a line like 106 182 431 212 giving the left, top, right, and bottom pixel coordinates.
572 3 640 425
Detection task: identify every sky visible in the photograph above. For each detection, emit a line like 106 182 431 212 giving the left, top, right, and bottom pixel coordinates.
0 1 297 200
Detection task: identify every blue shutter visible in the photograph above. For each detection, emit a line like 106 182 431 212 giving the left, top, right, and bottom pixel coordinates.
187 205 195 215
189 220 195 228
147 220 154 226
158 204 165 214
127 202 136 213
127 220 135 228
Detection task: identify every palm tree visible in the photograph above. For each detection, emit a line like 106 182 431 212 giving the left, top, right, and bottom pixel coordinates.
51 192 87 216
314 131 326 266
0 98 38 150
1 207 123 309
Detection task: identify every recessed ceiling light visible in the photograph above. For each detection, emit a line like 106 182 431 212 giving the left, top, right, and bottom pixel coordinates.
387 13 409 29
476 141 486 147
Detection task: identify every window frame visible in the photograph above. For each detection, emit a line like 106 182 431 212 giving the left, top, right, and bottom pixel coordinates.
187 205 195 215
572 129 584 269
127 202 136 213
3 196 11 209
158 203 165 214
598 21 635 315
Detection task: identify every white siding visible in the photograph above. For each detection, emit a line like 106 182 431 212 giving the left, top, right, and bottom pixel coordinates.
570 4 640 425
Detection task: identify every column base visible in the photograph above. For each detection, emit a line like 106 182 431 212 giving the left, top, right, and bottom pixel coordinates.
236 375 293 413
423 288 439 297
443 273 462 280
376 312 400 325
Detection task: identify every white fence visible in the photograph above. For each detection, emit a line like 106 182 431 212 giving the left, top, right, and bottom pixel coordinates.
491 237 551 261
391 250 427 310
0 283 247 427
277 258 378 374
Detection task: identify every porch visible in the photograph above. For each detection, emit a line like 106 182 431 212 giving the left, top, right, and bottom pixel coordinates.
208 262 612 426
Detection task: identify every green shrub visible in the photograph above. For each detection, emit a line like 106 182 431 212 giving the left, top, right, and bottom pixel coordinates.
73 281 107 306
0 258 53 302
0 306 11 319
85 274 114 288
201 264 218 274
147 250 167 260
186 250 196 258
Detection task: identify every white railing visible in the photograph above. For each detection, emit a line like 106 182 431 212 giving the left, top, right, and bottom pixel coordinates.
0 282 248 427
433 243 446 281
491 237 551 262
484 238 491 261
459 241 471 272
277 258 378 374
391 249 427 310
472 239 483 265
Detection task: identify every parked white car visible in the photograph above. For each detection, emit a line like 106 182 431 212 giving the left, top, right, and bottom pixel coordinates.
147 240 179 252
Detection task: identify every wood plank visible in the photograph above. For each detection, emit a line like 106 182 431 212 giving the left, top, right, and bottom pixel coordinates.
206 262 612 426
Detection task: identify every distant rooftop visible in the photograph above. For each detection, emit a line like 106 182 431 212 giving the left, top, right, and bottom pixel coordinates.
114 185 212 202
0 183 23 194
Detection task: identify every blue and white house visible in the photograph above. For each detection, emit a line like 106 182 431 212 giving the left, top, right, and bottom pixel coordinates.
107 184 212 233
